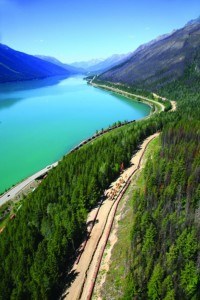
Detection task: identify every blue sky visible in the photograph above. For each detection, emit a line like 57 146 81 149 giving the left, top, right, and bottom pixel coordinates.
0 0 199 63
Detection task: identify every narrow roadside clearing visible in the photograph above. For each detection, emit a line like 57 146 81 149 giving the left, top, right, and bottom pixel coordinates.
63 133 159 300
93 135 160 299
90 82 166 112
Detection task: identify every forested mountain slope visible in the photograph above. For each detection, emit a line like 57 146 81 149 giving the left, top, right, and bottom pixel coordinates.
90 19 200 298
0 110 175 299
123 121 200 299
113 40 200 300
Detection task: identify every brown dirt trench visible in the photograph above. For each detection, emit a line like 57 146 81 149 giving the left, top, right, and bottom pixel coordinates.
63 132 160 300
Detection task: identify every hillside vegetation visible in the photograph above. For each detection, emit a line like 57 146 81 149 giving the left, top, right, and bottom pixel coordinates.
106 47 200 300
0 110 175 299
123 122 200 299
0 19 199 300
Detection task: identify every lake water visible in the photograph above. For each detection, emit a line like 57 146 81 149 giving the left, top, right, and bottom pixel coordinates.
0 76 150 194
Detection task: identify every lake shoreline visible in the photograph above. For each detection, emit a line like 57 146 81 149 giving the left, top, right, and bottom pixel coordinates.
89 80 165 112
0 77 151 203
0 118 137 206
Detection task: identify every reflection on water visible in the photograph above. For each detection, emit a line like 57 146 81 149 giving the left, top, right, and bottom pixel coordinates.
0 98 23 110
0 75 70 110
0 75 69 93
0 76 150 193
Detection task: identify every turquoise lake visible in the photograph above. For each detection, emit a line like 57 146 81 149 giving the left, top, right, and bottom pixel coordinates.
0 76 151 194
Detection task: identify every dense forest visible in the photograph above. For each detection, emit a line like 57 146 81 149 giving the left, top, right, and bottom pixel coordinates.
0 50 199 300
121 61 200 299
0 106 175 299
123 122 200 299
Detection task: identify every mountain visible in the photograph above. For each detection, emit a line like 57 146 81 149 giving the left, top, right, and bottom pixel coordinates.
99 19 200 89
0 44 73 83
70 58 104 70
71 53 131 73
35 55 85 74
86 53 132 73
131 31 176 55
186 15 200 26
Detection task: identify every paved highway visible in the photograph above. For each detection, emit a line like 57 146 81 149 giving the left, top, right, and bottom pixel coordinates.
0 162 58 206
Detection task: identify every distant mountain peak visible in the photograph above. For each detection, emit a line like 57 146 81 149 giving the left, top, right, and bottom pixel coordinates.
186 16 200 26
71 53 131 73
35 55 84 74
70 58 104 70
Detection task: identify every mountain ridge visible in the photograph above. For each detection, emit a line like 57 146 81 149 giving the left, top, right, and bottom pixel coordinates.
70 58 104 70
0 44 73 83
35 55 85 74
99 19 200 90
71 53 131 73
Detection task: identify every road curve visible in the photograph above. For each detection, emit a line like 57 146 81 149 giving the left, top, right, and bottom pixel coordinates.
90 82 166 112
